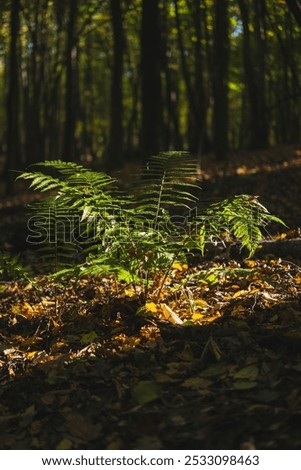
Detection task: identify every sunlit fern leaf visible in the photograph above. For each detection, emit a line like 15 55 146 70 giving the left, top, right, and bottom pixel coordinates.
18 157 286 287
0 251 32 282
26 196 82 271
134 151 200 229
19 161 127 272
196 195 287 257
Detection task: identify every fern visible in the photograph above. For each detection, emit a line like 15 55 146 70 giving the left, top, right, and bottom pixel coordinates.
0 251 32 282
195 195 286 257
19 161 127 271
18 154 286 299
133 151 199 228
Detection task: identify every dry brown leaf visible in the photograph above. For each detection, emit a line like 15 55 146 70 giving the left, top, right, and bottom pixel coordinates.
161 303 183 324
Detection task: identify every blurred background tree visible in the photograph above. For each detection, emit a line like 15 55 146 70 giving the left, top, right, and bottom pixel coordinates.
0 0 300 185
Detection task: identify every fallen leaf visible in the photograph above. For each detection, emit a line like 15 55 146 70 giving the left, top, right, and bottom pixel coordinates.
192 312 203 321
80 331 98 345
64 412 102 440
233 365 259 381
232 380 257 390
182 376 212 389
132 380 162 405
161 303 183 324
145 302 158 313
56 438 73 450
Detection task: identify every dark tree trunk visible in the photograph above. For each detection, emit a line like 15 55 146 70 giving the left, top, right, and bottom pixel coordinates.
213 0 229 160
253 0 268 146
161 1 182 150
106 0 124 171
25 5 46 165
238 0 268 149
286 0 301 25
191 1 208 154
174 0 203 153
63 0 78 162
5 0 21 194
141 0 163 160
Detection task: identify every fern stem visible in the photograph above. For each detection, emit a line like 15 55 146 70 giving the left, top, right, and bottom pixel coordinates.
154 170 166 231
155 237 188 303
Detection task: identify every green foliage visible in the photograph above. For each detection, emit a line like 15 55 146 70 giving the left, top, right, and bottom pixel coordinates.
18 152 285 298
133 151 199 223
19 160 124 271
195 195 286 257
0 251 32 282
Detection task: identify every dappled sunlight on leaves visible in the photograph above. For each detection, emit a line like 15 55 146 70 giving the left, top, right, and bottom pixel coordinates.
0 145 300 449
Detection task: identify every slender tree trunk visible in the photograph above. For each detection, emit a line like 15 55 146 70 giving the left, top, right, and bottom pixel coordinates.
63 0 78 162
174 0 202 153
238 0 268 148
191 0 207 154
213 0 229 160
253 0 268 146
141 0 163 159
106 0 124 171
161 1 182 150
286 0 301 25
81 33 94 159
26 6 44 165
5 0 21 194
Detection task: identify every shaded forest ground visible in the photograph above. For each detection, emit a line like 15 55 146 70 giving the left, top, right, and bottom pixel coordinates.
0 145 301 450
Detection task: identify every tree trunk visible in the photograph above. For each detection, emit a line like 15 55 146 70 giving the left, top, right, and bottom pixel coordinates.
253 0 268 147
286 0 301 26
238 0 268 149
4 0 21 194
213 0 229 160
25 5 45 165
161 1 182 150
191 1 208 154
63 0 78 162
106 0 124 171
174 0 202 154
141 0 163 160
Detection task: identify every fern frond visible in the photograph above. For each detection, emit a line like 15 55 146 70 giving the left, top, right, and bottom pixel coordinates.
0 251 32 282
134 151 200 229
197 195 286 257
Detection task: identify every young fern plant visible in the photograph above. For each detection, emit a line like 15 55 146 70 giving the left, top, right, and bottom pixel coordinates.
194 195 286 257
18 160 125 273
110 151 200 294
0 251 32 283
18 153 286 304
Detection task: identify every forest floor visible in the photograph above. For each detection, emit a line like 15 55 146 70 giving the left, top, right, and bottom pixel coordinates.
0 144 301 450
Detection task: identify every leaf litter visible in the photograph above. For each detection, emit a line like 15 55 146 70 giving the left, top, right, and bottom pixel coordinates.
0 145 301 450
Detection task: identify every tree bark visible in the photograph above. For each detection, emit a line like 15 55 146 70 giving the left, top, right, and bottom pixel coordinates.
106 0 124 171
63 0 79 162
141 0 164 160
4 0 21 194
213 0 229 160
238 0 268 149
286 0 301 26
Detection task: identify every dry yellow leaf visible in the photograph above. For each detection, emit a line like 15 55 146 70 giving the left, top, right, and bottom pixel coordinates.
161 303 183 324
145 302 158 313
232 289 249 299
172 262 188 271
192 312 203 321
194 299 209 309
123 288 136 298
244 259 257 267
26 351 40 359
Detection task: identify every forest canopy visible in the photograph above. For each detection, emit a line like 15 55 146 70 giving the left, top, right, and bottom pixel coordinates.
0 0 300 179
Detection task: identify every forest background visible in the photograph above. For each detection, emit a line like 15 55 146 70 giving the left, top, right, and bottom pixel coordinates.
1 0 301 193
0 1 301 451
